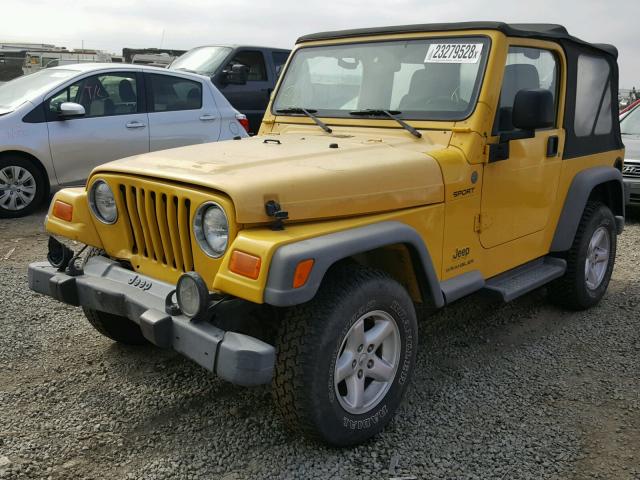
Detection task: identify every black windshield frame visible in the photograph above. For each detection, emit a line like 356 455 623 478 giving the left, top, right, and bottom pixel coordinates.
272 35 491 122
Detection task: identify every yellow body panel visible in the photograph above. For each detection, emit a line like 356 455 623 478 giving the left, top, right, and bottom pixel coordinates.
45 28 623 306
214 204 445 303
92 131 448 224
46 188 103 248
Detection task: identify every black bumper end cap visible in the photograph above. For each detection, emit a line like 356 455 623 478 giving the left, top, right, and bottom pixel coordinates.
139 309 173 348
216 332 275 386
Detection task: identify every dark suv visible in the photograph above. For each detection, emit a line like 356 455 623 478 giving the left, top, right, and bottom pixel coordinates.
170 45 290 133
620 103 640 205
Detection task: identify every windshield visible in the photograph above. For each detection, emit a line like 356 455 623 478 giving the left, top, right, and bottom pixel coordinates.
170 46 233 75
0 69 76 110
621 105 640 135
273 37 490 121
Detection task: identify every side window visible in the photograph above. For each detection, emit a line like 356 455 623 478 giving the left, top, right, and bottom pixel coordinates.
575 54 612 136
47 72 138 119
272 51 290 77
495 46 558 132
228 51 267 81
147 74 202 112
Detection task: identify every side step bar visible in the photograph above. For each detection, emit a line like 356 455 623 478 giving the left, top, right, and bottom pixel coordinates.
481 256 567 302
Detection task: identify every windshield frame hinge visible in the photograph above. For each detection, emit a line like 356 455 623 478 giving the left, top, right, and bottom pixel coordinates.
265 200 289 231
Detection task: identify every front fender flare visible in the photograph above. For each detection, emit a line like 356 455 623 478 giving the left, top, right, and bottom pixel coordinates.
263 221 445 308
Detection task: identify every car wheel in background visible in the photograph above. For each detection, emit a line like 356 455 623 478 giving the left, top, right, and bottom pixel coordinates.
0 155 47 218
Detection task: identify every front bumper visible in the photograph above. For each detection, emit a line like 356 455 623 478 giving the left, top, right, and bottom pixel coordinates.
624 177 640 205
28 256 275 386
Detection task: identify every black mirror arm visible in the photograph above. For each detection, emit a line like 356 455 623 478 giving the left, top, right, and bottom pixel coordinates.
488 129 535 163
499 129 534 143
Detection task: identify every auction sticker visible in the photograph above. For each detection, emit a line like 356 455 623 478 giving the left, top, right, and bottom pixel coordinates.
425 43 483 63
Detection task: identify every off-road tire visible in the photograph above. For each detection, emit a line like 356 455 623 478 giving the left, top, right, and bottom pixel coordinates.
83 308 149 345
82 248 148 345
549 201 616 310
272 263 418 446
0 155 48 218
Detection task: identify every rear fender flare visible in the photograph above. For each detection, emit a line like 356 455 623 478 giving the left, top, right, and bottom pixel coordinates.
550 166 624 252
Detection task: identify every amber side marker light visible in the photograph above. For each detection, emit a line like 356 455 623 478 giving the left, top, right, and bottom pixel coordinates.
229 250 262 280
52 200 73 222
293 259 315 289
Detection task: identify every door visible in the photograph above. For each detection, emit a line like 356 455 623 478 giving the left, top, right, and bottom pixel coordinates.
145 73 221 152
47 71 148 185
479 46 564 249
216 50 271 132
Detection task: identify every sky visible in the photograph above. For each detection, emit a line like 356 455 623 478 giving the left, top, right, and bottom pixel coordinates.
2 0 639 87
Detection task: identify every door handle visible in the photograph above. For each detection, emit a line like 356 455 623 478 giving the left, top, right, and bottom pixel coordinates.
546 135 559 157
199 114 217 121
126 121 146 129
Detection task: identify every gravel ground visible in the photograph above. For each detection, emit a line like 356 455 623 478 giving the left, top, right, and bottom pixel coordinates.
1 205 639 480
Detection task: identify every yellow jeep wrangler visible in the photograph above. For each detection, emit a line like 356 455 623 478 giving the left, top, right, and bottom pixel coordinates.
29 22 625 446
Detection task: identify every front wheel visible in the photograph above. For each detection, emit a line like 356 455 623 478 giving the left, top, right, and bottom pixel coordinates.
84 308 149 345
0 156 47 218
272 264 418 446
549 201 617 310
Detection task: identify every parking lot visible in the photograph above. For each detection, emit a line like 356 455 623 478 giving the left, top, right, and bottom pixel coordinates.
0 206 637 479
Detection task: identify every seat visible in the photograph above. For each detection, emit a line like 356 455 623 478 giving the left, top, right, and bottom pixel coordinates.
115 79 136 114
186 87 201 109
496 64 540 131
119 79 136 102
399 64 460 111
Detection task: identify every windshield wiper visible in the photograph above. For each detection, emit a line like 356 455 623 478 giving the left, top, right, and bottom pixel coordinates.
275 107 332 134
349 109 421 138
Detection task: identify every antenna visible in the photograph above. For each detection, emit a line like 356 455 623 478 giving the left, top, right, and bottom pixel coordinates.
160 29 165 49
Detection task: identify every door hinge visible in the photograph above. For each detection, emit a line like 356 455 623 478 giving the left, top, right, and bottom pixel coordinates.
474 213 491 233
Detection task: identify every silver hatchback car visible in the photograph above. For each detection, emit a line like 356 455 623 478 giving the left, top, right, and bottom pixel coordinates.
0 64 249 217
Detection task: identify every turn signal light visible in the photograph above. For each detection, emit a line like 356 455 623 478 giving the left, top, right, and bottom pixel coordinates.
229 250 261 279
293 259 314 289
52 200 73 222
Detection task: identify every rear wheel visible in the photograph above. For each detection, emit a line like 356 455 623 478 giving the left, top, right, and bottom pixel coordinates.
0 156 47 218
549 201 616 310
272 264 418 446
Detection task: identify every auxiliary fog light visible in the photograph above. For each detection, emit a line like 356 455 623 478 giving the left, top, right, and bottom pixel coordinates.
176 272 209 318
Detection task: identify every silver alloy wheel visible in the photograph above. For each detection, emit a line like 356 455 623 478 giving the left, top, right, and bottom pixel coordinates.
334 310 401 415
0 166 37 211
585 226 610 290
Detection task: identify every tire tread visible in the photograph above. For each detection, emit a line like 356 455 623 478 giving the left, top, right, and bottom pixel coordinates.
272 264 395 442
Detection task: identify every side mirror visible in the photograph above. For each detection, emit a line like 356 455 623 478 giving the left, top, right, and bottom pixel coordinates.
489 89 555 162
222 63 249 85
512 88 554 131
58 102 85 119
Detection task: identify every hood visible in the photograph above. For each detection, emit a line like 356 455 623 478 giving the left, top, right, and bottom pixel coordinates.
94 133 446 224
623 134 640 161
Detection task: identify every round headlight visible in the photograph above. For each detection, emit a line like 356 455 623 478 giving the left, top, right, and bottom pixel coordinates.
89 180 117 224
194 202 229 258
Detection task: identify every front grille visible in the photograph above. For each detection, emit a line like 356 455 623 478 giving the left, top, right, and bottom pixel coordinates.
622 164 640 178
630 193 640 203
118 184 194 272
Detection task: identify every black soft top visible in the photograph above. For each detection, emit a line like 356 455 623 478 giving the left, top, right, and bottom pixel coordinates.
296 22 617 58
